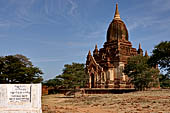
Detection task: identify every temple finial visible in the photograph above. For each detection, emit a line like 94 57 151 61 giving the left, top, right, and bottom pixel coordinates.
88 50 91 56
137 43 143 56
114 3 121 20
145 50 148 57
93 44 99 55
139 43 141 49
95 44 98 49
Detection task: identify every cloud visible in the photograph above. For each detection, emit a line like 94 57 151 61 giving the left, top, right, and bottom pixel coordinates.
127 16 155 31
42 0 79 24
32 57 64 63
67 0 78 16
0 0 36 29
0 34 7 39
0 0 80 29
127 9 170 32
128 15 170 33
67 41 91 47
151 0 170 12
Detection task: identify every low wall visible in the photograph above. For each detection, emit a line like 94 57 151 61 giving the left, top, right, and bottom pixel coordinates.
85 88 136 94
42 85 48 95
48 88 136 94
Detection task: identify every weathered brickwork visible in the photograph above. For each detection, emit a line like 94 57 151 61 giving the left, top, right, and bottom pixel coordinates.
86 4 146 88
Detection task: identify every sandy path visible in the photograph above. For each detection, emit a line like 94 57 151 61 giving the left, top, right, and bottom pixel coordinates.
42 89 170 113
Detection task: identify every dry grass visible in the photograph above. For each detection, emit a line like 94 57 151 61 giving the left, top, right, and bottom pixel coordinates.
42 89 170 113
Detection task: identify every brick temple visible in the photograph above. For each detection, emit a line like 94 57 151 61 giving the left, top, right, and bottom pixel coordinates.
86 4 148 89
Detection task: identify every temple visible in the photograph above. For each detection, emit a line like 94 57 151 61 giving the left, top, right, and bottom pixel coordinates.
86 4 147 88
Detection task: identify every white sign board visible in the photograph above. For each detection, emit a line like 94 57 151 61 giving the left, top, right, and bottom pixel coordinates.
8 84 31 103
0 84 42 113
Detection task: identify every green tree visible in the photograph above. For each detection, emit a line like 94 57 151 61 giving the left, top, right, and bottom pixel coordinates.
43 78 63 87
159 74 170 88
124 55 160 90
149 41 170 76
56 62 88 89
0 54 43 83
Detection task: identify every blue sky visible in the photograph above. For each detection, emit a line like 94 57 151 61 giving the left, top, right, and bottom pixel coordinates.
0 0 170 80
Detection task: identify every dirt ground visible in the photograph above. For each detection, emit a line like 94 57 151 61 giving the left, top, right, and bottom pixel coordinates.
42 89 170 113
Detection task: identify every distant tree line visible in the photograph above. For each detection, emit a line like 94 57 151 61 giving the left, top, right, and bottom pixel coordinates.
43 63 88 89
0 54 43 83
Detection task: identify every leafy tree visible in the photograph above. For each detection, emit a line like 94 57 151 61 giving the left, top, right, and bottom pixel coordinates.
159 74 170 88
149 41 170 76
0 54 43 83
43 78 63 87
124 55 160 90
56 63 88 89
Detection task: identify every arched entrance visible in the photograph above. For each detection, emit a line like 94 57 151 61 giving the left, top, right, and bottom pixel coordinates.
91 74 95 88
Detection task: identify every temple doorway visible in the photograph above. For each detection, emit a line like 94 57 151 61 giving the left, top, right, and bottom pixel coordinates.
91 74 95 88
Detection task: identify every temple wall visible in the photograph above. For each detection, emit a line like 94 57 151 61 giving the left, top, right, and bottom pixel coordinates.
102 72 106 82
107 69 114 81
89 75 91 88
119 62 126 81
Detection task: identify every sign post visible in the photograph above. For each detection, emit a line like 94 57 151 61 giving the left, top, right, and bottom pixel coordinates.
0 84 42 113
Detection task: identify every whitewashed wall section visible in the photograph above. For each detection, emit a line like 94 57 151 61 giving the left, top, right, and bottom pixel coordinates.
0 84 42 113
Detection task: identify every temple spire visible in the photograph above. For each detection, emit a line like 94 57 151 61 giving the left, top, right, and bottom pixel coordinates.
138 43 143 56
145 50 148 57
95 44 98 50
114 3 121 20
93 44 99 55
139 43 141 49
88 50 91 56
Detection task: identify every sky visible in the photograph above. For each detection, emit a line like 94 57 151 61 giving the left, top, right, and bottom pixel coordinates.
0 0 170 80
